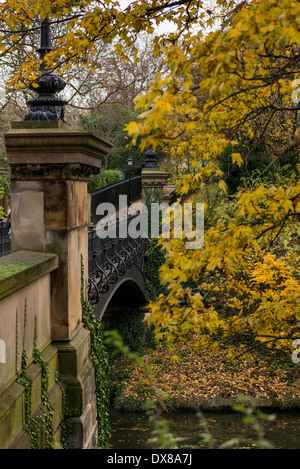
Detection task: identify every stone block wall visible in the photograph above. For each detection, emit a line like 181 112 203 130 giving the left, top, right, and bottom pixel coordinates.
0 250 63 448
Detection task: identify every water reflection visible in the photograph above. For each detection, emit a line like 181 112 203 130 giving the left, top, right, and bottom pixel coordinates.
109 410 300 449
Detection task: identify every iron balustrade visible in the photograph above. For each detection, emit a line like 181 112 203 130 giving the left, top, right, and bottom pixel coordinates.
1 178 146 304
0 219 11 257
0 213 147 305
88 214 149 305
90 175 142 222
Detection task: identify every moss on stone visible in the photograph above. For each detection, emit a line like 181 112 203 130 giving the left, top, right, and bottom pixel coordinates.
0 262 33 280
0 250 58 300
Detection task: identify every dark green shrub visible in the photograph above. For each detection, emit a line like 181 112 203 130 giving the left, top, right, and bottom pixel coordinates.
88 169 125 193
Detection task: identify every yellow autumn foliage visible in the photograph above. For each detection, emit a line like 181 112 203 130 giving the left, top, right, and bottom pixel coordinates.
208 252 300 351
0 0 298 356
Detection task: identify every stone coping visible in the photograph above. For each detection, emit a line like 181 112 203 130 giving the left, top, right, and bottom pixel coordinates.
5 121 113 164
141 168 169 175
0 250 59 300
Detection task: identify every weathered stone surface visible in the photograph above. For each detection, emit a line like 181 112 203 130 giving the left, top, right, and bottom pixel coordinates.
11 191 44 251
0 380 24 449
0 343 62 449
5 124 113 170
0 252 58 389
53 325 97 448
0 250 58 300
9 179 89 338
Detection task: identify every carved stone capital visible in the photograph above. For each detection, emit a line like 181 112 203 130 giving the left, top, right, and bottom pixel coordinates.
10 163 100 181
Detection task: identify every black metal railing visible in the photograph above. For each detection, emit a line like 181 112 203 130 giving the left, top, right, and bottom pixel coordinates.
90 175 142 222
87 214 149 304
1 177 146 304
0 212 147 304
0 218 11 257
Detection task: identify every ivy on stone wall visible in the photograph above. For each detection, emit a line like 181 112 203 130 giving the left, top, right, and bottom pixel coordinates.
31 316 55 449
16 302 55 449
80 258 111 449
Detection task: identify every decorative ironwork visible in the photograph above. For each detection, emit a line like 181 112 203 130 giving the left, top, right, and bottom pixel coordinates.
87 214 149 305
24 17 67 123
10 163 100 181
0 218 11 257
0 211 148 305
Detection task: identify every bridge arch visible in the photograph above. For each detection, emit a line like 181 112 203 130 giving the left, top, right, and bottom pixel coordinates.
94 263 146 321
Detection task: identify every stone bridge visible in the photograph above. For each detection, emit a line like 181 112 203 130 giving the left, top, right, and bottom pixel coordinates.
0 121 171 449
0 184 150 323
0 17 174 450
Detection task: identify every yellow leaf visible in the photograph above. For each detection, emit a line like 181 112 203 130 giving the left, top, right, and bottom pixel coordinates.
218 179 228 193
232 152 243 167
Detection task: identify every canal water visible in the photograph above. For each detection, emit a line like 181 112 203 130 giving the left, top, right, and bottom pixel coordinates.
109 409 300 449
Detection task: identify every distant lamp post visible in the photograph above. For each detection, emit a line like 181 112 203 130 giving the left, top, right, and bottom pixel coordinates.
24 17 67 123
128 157 133 206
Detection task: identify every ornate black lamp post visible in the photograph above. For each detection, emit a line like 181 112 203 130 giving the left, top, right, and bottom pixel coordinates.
24 17 67 123
127 156 133 205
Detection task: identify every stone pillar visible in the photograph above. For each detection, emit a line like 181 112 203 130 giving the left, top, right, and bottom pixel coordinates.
5 121 112 338
5 121 112 448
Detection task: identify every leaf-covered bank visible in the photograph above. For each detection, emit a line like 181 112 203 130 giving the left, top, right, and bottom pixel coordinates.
108 338 300 412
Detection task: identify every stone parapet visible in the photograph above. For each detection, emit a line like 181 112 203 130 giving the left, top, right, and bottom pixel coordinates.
0 251 58 391
0 250 58 300
0 251 62 449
